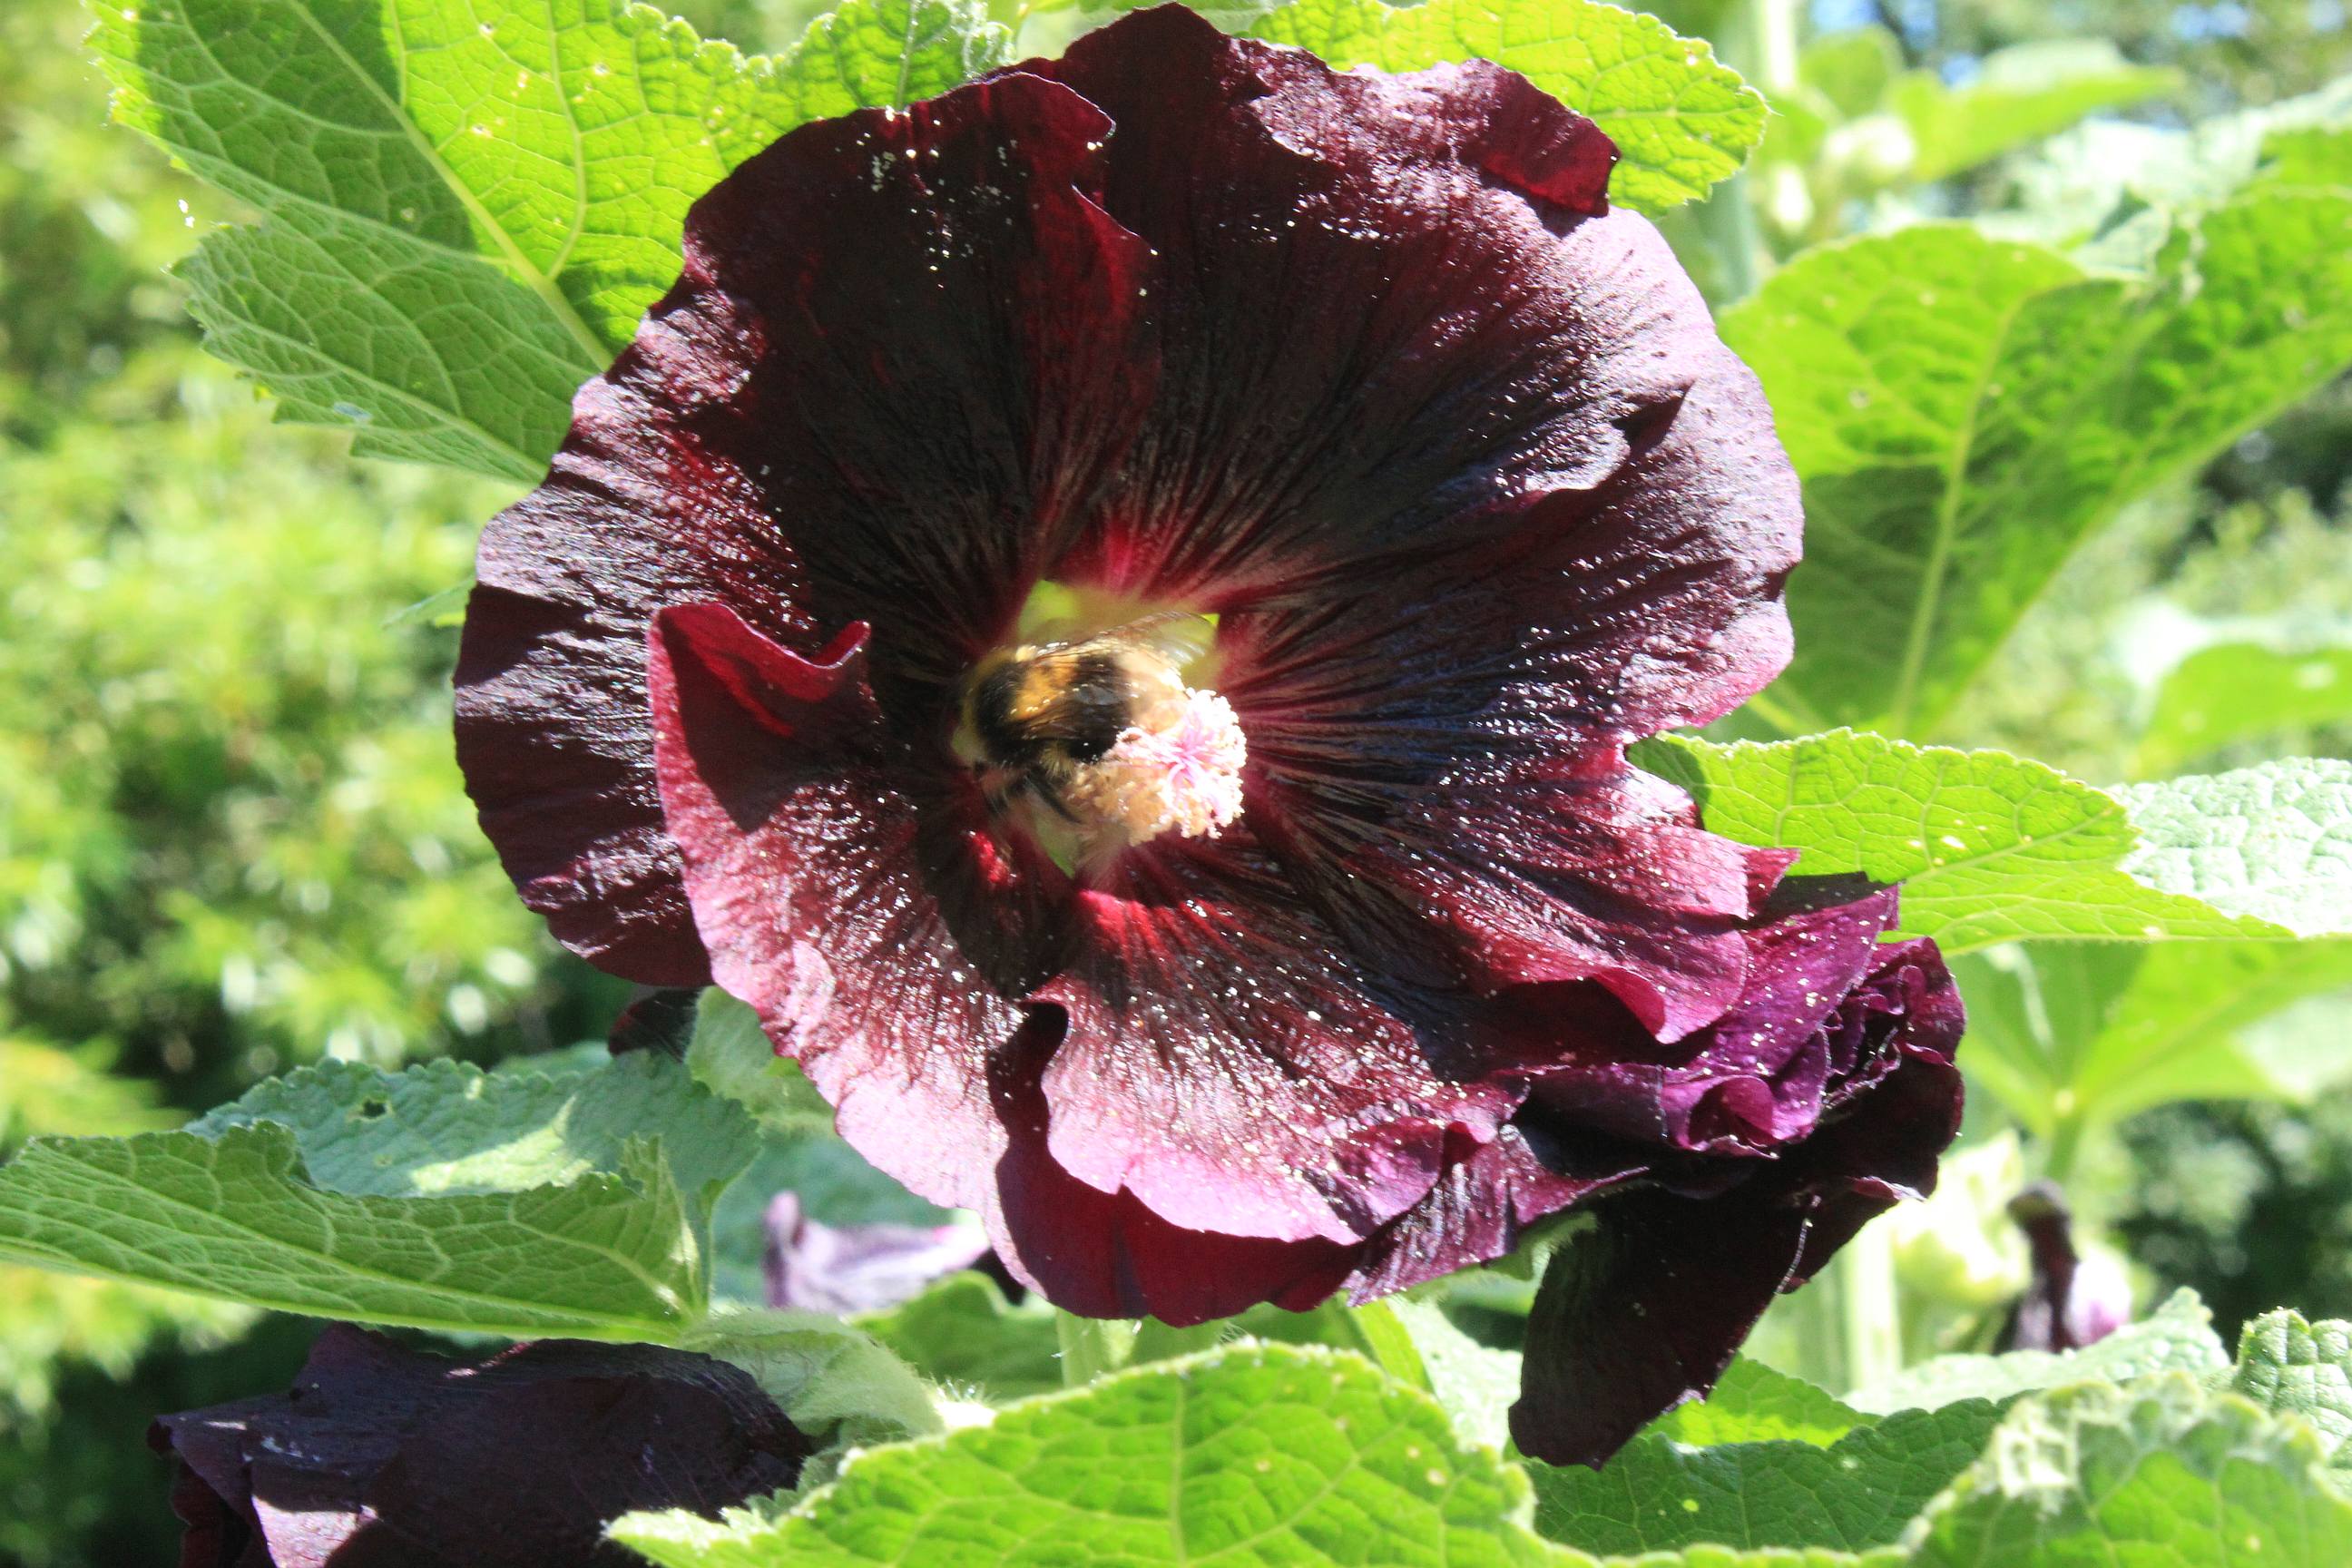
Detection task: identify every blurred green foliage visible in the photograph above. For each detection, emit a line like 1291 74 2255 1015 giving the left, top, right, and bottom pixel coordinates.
0 0 619 1559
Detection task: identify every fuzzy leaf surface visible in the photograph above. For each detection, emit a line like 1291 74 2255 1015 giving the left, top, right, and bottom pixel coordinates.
611 1345 1572 1566
0 1053 753 1338
92 0 1007 479
1251 0 1763 213
1904 1375 2352 1565
1642 735 2352 951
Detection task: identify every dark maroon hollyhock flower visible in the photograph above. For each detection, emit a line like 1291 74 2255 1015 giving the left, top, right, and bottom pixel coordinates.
456 3 1964 1462
764 1191 993 1313
152 1326 809 1568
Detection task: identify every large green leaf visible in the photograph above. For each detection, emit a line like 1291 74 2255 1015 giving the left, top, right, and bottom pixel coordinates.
0 1052 756 1338
611 1344 1574 1566
1250 0 1763 213
1723 194 2352 734
1903 1374 2352 1565
93 0 1007 480
1641 734 2352 951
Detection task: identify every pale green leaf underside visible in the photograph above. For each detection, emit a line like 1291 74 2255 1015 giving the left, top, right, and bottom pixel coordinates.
1725 195 2352 734
1251 0 1764 213
1850 1288 2228 1416
1641 733 2352 952
0 1053 752 1338
1904 1375 2352 1565
612 1344 1570 1567
1650 1357 1867 1448
93 0 1005 480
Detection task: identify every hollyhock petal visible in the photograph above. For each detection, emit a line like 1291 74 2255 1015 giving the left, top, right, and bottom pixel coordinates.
152 1326 808 1568
1034 831 1521 1245
1342 1124 1648 1300
1029 9 1794 621
458 68 1157 978
648 603 1062 1212
1510 1179 1815 1468
985 1043 1357 1325
1510 934 1965 1466
1526 885 1905 1151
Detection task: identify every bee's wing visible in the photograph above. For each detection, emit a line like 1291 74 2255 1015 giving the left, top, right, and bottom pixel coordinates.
1078 610 1216 670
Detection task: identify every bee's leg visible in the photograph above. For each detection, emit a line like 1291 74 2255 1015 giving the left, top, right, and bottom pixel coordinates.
1024 775 1086 825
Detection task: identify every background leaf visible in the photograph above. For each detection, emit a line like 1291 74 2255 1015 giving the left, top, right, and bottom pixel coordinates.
1250 0 1764 213
1891 41 2180 184
1723 191 2352 734
91 0 1007 480
0 1052 755 1338
1850 1288 2228 1415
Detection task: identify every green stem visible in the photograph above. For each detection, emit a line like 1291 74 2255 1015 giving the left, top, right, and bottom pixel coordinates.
1131 1316 1226 1366
1834 1219 1903 1398
1055 1312 1137 1387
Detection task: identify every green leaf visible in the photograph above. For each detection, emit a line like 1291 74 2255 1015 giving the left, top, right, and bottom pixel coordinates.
1954 939 2352 1137
854 1272 1063 1402
0 1052 756 1338
1651 1357 1867 1447
1851 1288 2227 1416
1531 1400 2003 1555
1640 733 2352 952
767 0 1010 124
1250 0 1764 214
1381 1298 1523 1454
1891 42 2179 185
93 0 1007 480
681 1308 944 1457
1722 194 2352 733
1903 1374 2352 1566
609 1344 1574 1566
2116 760 2352 936
690 988 835 1138
2132 619 2352 779
2229 1309 2352 1468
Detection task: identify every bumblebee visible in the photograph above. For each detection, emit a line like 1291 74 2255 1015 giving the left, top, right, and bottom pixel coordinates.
956 611 1215 823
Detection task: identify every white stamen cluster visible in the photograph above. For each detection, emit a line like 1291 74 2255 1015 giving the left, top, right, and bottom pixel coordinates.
1064 686 1248 845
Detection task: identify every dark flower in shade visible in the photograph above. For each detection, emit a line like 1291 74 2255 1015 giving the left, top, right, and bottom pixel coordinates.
456 3 1964 1464
152 1326 810 1568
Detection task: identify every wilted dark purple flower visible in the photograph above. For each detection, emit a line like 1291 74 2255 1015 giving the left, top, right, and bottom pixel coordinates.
455 3 1963 1464
1999 1182 2132 1354
152 1326 809 1568
764 1191 993 1314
